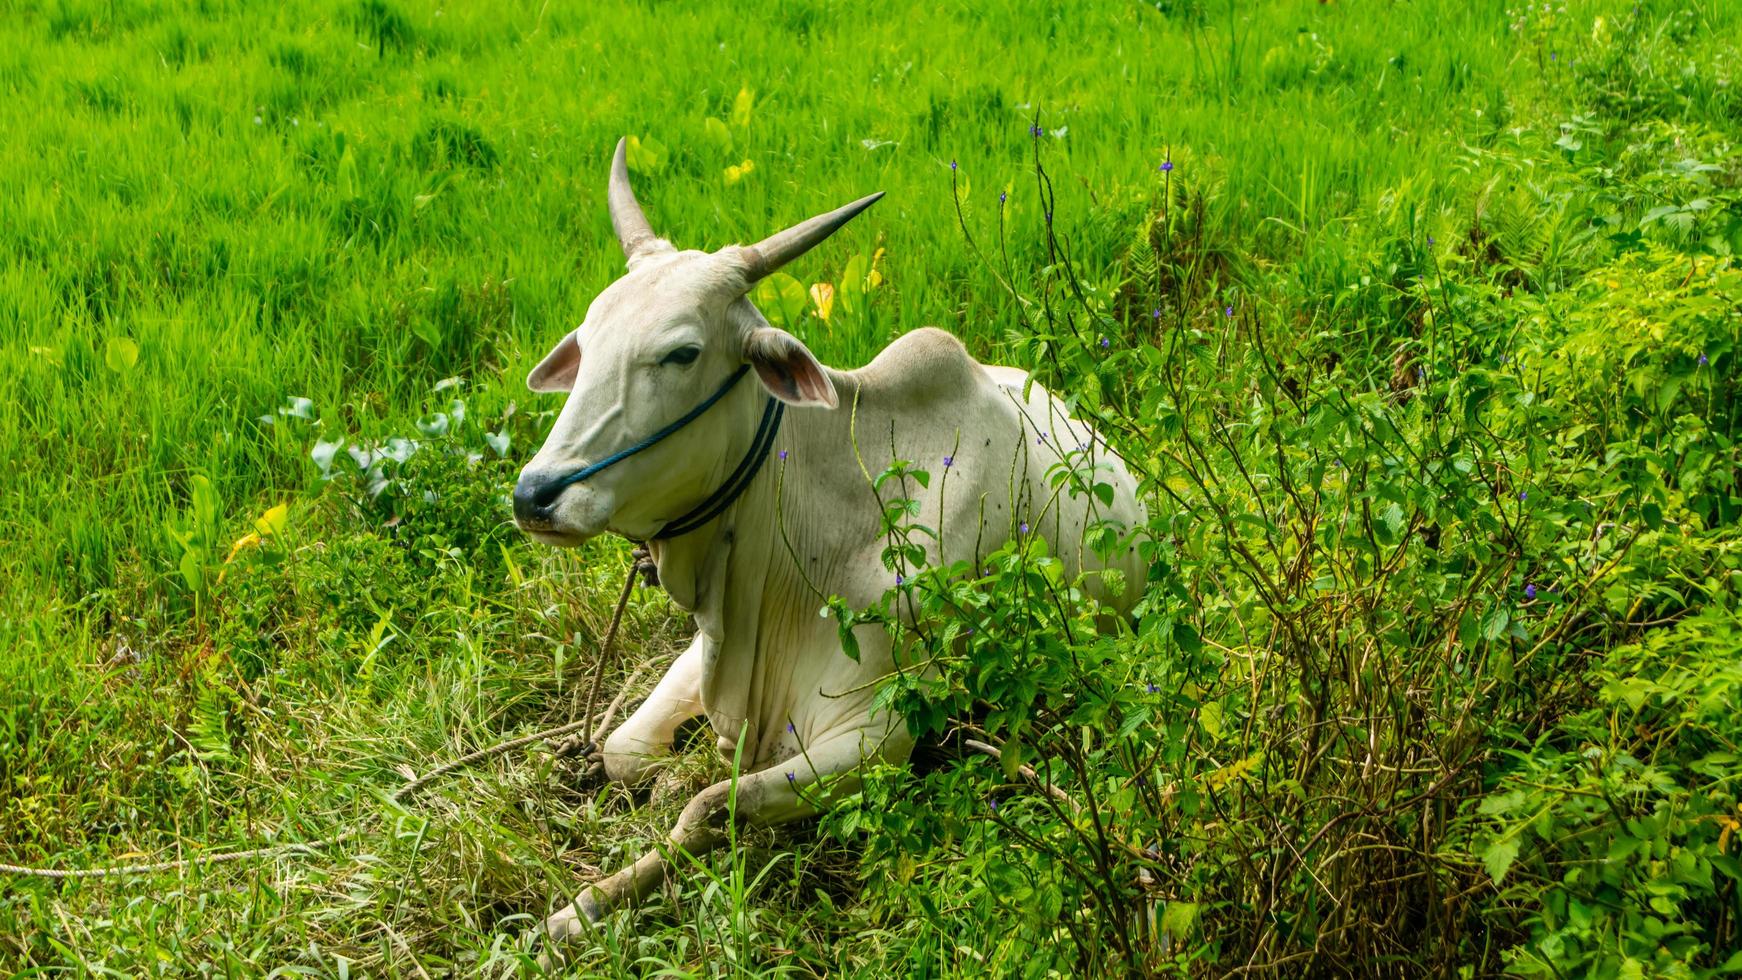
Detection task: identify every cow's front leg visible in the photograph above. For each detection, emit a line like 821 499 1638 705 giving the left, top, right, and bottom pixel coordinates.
598 632 707 785
543 722 909 942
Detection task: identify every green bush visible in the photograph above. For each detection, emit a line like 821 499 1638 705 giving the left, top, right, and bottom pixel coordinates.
835 97 1741 980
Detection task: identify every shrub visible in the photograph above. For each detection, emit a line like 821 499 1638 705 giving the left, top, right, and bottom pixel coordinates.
835 113 1741 977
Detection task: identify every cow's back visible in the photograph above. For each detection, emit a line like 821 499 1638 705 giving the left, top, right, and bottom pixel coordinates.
844 329 1147 613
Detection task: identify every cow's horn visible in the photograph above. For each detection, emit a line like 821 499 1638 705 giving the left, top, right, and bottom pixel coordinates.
737 191 884 284
609 138 669 263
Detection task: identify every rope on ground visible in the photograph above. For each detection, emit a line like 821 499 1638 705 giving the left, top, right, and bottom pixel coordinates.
0 560 647 881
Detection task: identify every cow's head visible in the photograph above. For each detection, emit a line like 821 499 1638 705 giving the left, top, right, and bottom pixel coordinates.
512 139 878 545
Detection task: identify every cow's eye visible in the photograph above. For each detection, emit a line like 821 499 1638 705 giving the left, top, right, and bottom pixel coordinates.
660 345 701 367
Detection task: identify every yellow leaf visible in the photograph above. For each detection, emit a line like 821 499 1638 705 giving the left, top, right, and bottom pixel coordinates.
626 134 666 173
1199 701 1223 740
255 502 289 536
730 86 755 129
1207 751 1263 791
223 532 262 565
810 282 836 322
868 247 886 288
724 159 754 184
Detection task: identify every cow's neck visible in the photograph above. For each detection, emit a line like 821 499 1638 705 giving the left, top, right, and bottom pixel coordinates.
645 371 870 758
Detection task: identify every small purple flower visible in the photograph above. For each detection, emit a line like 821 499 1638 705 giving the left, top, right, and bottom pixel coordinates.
989 798 999 812
1038 431 1049 443
943 455 954 468
1151 308 1162 320
895 573 905 586
1158 159 1174 173
1519 490 1528 502
787 722 796 734
1550 52 1557 62
950 159 958 172
1428 235 1436 246
1525 583 1537 600
1146 682 1159 694
999 191 1008 204
963 627 974 635
1099 336 1110 349
786 772 796 784
1698 353 1709 366
1030 124 1043 138
1224 305 1234 318
1045 210 1053 223
778 449 788 461
1019 522 1029 535
1417 366 1425 381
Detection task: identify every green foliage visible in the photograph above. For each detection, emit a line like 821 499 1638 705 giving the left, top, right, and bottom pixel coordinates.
3 0 1741 975
1467 608 1742 977
822 13 1742 975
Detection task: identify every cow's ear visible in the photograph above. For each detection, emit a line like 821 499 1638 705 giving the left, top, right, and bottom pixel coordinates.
744 327 838 408
527 333 580 392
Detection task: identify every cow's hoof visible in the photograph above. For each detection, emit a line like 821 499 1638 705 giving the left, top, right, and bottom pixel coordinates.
551 737 596 760
549 739 606 788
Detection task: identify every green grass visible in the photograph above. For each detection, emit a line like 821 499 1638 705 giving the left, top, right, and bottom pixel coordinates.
2 0 1738 974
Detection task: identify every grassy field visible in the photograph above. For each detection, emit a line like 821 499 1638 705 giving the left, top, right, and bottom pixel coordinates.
3 0 1740 975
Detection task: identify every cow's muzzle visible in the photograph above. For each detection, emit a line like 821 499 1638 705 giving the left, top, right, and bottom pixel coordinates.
512 471 564 529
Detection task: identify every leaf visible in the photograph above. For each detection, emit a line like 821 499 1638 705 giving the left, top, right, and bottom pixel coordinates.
223 531 262 565
1199 701 1223 740
179 546 205 594
1478 788 1526 816
1640 204 1681 226
809 282 835 322
729 86 755 129
724 158 754 184
484 430 510 457
1161 900 1199 938
1482 607 1510 642
278 396 315 419
336 145 359 199
703 116 732 152
254 503 289 536
838 254 867 313
625 134 666 173
190 474 220 535
311 439 343 477
1483 835 1520 885
104 336 139 374
750 272 808 325
1000 736 1023 780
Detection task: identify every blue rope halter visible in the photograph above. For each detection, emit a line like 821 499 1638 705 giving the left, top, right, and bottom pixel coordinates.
538 363 785 541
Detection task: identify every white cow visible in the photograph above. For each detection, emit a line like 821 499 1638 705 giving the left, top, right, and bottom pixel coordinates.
514 139 1147 942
